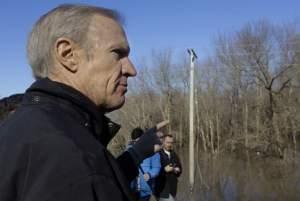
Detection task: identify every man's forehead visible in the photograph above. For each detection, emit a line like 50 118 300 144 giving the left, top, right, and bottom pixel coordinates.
165 136 174 141
88 14 128 48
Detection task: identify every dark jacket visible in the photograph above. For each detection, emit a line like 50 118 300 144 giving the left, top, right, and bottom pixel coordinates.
0 78 138 201
154 149 182 198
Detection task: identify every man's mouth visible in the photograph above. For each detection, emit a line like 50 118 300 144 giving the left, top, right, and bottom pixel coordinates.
118 83 128 93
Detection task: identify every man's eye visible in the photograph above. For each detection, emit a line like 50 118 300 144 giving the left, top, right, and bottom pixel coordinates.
112 49 125 59
112 49 129 59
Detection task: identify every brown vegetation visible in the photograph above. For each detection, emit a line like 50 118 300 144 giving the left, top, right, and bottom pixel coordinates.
110 20 300 159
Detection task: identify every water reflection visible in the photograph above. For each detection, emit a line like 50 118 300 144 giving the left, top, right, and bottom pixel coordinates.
176 149 300 201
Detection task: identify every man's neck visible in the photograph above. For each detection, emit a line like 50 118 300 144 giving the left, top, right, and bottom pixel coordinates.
163 148 171 153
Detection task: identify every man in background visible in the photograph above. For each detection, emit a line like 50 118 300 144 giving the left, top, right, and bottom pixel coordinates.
0 94 23 120
155 134 182 201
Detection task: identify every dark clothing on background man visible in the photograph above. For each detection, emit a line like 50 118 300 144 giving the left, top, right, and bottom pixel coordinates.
154 149 182 199
0 93 23 121
0 78 139 201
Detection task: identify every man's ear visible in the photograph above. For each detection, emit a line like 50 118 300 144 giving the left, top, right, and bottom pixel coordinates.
54 37 80 73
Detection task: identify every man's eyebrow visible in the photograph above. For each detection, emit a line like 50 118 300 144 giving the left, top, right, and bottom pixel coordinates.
110 43 130 53
110 46 130 58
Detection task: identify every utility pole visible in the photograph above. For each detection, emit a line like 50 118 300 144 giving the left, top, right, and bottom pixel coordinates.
187 48 197 200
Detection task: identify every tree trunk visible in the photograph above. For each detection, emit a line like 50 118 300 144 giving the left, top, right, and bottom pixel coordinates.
216 113 220 153
244 102 249 148
209 119 215 153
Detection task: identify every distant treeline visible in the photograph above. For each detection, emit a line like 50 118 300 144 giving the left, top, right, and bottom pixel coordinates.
110 20 300 159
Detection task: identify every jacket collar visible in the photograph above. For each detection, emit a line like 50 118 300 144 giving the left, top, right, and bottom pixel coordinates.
25 78 120 146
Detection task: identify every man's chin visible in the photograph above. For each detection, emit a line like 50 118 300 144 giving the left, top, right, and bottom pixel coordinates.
104 97 125 113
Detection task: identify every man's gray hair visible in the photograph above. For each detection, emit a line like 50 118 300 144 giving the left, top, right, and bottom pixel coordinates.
27 4 122 79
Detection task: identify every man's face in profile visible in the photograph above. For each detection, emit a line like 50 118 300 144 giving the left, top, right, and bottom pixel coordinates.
79 15 136 111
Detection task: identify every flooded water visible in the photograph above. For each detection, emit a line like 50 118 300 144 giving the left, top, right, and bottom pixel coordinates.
176 149 300 201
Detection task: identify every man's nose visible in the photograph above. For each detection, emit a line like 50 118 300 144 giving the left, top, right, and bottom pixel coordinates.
122 58 137 77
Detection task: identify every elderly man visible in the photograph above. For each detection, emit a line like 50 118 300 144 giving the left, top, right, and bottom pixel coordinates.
0 4 163 201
